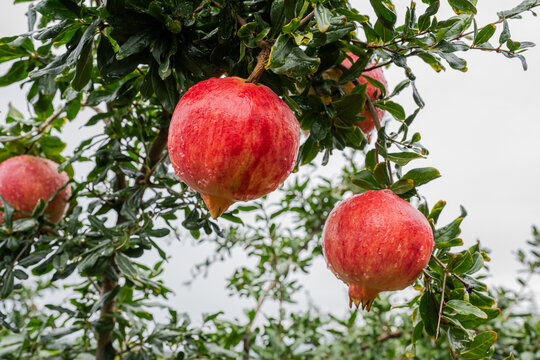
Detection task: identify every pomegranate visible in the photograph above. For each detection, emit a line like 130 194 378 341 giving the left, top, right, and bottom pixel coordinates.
0 155 71 224
322 54 388 141
168 77 300 218
322 190 434 310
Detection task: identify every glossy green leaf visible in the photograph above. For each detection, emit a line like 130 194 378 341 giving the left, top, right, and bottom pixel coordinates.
474 24 496 46
386 152 424 165
403 167 441 187
266 35 320 77
448 0 477 14
445 300 488 319
314 4 332 33
460 331 497 358
350 170 383 190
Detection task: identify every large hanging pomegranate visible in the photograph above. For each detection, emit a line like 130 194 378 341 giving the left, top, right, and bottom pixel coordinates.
168 77 300 218
322 190 434 310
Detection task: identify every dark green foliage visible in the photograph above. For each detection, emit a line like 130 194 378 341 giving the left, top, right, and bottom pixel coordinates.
0 0 539 359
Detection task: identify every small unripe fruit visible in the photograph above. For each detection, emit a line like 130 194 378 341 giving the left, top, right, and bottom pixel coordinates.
168 77 300 218
322 190 434 310
0 155 71 224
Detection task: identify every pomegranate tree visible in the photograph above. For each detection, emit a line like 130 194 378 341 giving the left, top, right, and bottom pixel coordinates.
168 77 300 218
0 155 71 224
322 190 434 310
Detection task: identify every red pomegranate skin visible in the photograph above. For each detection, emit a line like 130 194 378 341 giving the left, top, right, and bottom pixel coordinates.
332 54 387 141
0 155 71 224
322 190 434 310
168 77 300 218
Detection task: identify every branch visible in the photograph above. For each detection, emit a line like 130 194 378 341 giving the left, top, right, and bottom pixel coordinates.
360 331 403 350
0 106 66 143
436 271 448 339
432 255 474 292
298 10 315 28
242 279 279 360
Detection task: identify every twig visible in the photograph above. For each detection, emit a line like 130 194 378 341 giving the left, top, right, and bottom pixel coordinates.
432 255 474 292
0 106 66 143
365 96 393 184
242 279 279 360
13 243 31 265
436 271 447 339
360 331 403 350
298 10 315 28
89 276 102 293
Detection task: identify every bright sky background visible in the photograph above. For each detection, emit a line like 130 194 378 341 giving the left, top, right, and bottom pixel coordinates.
0 1 539 323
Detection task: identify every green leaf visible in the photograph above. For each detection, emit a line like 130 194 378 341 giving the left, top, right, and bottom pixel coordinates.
90 285 121 314
370 0 397 27
448 0 477 14
499 0 538 19
351 170 383 190
30 20 98 78
391 179 415 194
451 251 474 274
499 20 511 44
334 92 366 122
418 1 440 32
438 52 467 71
417 52 445 72
374 100 405 120
12 218 38 233
314 4 332 33
34 0 81 20
403 167 441 187
35 20 68 40
419 291 438 337
434 216 463 243
266 35 320 77
445 300 488 319
474 24 496 46
0 270 14 298
72 41 93 91
115 253 137 277
41 136 66 156
460 331 497 359
220 213 244 225
386 152 424 166
116 31 154 60
0 195 14 229
0 61 29 87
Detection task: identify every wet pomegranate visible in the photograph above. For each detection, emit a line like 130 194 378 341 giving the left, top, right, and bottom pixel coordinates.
168 77 300 218
0 155 71 224
322 190 434 310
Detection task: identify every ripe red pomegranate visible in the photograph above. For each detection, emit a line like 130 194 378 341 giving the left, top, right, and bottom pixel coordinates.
322 190 434 310
168 77 300 218
322 54 388 141
0 155 71 224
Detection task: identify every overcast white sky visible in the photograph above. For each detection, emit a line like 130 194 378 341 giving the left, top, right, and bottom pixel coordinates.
0 1 539 322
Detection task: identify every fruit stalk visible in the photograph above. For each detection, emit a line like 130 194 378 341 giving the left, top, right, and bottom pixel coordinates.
246 44 271 84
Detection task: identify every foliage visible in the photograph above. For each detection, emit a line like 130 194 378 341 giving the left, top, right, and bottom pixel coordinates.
0 0 539 359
